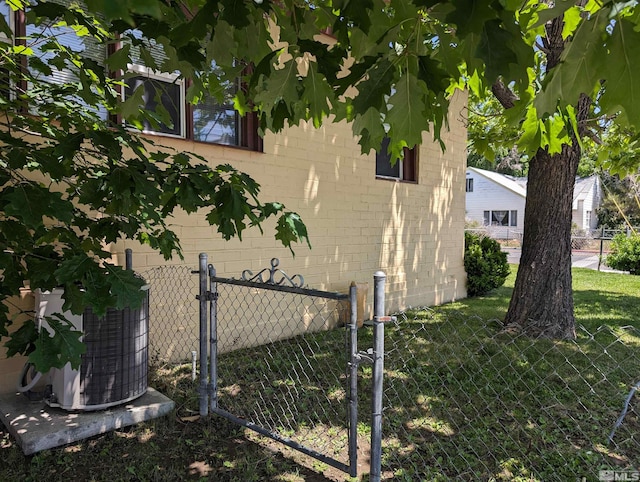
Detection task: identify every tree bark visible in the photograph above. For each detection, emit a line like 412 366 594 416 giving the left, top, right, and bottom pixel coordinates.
496 10 592 339
503 143 580 339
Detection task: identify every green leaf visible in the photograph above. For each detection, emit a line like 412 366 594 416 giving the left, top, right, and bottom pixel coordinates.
353 106 386 155
54 254 93 286
104 264 146 310
386 73 428 158
535 9 607 117
276 212 310 253
253 57 300 127
0 8 11 37
517 105 543 156
352 58 395 115
445 0 498 36
29 315 86 372
561 6 583 40
532 1 576 29
301 62 334 128
105 42 131 71
220 0 250 29
3 184 74 228
598 18 640 128
476 19 519 84
209 20 236 68
4 320 38 358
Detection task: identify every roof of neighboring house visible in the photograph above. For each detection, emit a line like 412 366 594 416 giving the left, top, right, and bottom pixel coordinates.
467 167 600 208
466 167 527 197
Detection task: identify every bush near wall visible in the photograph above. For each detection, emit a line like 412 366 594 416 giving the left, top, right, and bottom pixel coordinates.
464 231 510 296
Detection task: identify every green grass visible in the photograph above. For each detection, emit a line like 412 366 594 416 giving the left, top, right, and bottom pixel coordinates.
1 267 639 481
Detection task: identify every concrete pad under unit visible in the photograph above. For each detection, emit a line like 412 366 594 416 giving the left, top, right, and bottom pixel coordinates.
0 388 174 455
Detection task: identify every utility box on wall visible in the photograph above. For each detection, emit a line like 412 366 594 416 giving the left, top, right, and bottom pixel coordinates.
35 288 149 411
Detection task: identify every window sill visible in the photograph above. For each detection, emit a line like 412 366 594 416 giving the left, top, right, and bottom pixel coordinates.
375 175 418 184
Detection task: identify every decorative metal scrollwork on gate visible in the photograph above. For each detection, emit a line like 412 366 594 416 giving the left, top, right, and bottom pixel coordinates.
241 258 304 288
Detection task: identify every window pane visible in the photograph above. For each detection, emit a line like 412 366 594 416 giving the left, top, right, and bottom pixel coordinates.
125 75 182 136
25 10 107 119
510 210 517 227
193 76 239 145
466 178 473 192
483 211 490 225
376 137 400 178
0 1 9 33
126 28 167 71
193 97 239 145
491 210 509 226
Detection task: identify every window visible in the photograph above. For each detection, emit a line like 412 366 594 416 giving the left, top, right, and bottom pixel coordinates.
483 210 518 227
124 66 185 137
586 210 592 228
123 30 261 149
375 137 418 182
192 87 240 145
23 1 108 118
466 178 474 192
5 7 263 150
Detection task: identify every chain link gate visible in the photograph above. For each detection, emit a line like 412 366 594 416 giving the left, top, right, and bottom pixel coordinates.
195 254 389 479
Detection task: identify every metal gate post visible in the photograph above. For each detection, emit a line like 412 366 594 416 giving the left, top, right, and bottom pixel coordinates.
198 253 209 416
209 264 218 412
348 283 359 477
370 271 386 482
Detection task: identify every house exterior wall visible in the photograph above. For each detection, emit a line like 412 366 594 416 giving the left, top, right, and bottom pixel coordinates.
0 92 468 393
572 178 602 231
465 170 525 239
572 200 585 230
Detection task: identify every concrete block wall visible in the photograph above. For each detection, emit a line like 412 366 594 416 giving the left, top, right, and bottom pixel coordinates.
117 90 467 307
0 90 468 392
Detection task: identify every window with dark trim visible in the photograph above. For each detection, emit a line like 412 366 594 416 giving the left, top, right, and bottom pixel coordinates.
123 31 261 150
5 8 262 151
483 210 518 227
466 178 474 192
124 68 185 137
375 137 418 182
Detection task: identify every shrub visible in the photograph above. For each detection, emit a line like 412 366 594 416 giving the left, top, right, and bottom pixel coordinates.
464 232 510 296
605 233 640 274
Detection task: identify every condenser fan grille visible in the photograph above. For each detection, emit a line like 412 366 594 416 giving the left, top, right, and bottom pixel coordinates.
80 295 149 407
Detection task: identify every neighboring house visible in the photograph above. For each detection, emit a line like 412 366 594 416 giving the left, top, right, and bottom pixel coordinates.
572 175 602 231
0 6 469 393
465 167 602 238
465 167 527 239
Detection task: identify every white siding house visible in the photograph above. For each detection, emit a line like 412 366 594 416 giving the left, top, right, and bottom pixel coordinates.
572 176 602 231
465 167 602 238
465 167 526 239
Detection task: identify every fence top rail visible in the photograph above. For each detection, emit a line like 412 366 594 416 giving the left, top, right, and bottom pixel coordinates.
209 275 349 300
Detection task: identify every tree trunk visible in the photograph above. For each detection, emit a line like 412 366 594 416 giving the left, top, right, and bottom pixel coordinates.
503 143 581 339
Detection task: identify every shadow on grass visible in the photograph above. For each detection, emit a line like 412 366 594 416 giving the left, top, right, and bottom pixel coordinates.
4 269 638 481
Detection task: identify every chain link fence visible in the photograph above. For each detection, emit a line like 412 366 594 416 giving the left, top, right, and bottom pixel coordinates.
142 265 199 365
142 264 639 480
377 308 639 481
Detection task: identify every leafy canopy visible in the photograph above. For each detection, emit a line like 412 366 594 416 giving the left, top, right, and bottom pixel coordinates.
5 0 640 368
0 0 310 371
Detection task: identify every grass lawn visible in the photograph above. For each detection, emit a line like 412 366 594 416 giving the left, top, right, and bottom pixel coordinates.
1 267 639 481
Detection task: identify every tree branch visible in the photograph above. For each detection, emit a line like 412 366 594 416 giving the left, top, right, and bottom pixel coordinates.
491 80 519 109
